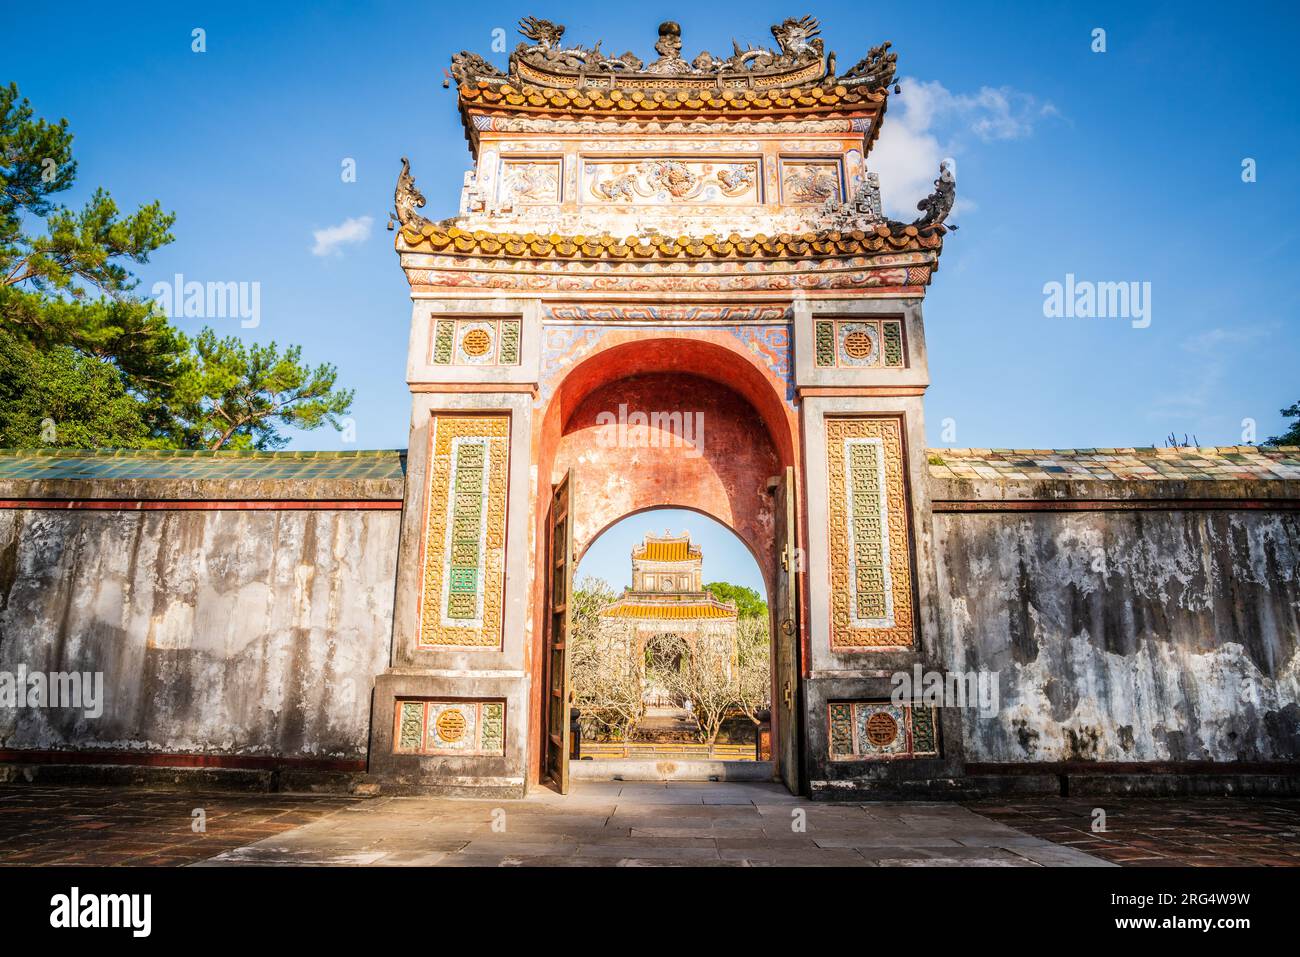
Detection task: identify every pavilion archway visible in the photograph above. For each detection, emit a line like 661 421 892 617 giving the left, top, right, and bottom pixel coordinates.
530 332 801 790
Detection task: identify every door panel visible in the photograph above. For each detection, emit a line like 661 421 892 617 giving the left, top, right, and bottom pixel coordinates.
543 471 574 793
773 465 801 794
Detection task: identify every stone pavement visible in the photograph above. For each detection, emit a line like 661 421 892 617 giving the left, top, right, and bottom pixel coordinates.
969 797 1300 867
3 783 1298 867
0 785 355 866
202 782 1107 867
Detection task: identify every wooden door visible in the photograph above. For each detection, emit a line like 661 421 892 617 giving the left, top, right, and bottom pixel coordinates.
542 472 575 793
773 465 802 794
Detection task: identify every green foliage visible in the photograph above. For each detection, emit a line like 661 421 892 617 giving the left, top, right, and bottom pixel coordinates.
1267 402 1300 446
172 330 354 450
0 82 353 451
704 581 768 620
2 82 174 298
0 327 150 448
0 82 76 223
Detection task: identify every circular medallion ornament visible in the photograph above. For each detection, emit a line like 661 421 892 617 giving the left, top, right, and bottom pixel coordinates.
435 708 467 742
865 711 898 747
843 330 873 359
462 328 492 357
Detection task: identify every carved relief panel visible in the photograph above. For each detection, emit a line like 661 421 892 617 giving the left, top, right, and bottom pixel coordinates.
780 157 843 204
828 701 938 760
581 157 761 205
498 158 562 205
394 699 506 756
813 318 906 369
430 318 522 367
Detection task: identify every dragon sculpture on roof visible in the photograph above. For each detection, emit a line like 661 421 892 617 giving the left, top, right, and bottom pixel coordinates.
447 15 888 91
392 157 431 230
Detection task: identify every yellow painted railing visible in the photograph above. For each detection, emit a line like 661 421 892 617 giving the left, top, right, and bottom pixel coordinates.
579 742 756 760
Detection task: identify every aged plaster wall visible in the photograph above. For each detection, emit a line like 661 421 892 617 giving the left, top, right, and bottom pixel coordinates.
933 495 1300 763
0 507 399 759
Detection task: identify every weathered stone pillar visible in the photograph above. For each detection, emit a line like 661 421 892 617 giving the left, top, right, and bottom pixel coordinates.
368 299 542 796
793 297 966 795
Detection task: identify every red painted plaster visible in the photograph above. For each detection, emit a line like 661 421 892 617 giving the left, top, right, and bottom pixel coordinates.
555 372 780 591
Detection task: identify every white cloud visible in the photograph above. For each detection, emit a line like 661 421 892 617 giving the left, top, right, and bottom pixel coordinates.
1181 325 1271 357
1148 323 1275 421
871 78 1056 219
311 215 373 257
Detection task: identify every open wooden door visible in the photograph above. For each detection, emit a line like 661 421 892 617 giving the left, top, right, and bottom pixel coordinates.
542 471 575 793
773 465 802 794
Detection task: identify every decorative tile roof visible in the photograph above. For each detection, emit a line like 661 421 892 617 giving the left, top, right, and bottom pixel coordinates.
633 535 700 562
397 223 944 260
0 449 407 482
927 447 1300 482
447 17 897 103
458 81 886 118
602 600 737 620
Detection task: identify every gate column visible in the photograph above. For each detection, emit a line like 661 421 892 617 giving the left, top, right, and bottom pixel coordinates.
368 299 542 797
795 298 967 796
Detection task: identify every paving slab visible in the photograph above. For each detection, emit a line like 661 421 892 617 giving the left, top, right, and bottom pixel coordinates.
29 782 1293 867
196 781 1115 867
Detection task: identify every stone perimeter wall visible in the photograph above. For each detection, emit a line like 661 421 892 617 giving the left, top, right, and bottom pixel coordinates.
1 471 1296 773
0 477 401 764
932 477 1300 765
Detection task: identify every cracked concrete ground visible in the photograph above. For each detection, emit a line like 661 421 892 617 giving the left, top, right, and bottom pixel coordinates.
199 782 1110 867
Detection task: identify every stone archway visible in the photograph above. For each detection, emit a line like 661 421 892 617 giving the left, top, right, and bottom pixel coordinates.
530 334 798 786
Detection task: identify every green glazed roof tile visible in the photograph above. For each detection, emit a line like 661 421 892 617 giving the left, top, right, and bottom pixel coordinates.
0 449 407 482
927 447 1300 482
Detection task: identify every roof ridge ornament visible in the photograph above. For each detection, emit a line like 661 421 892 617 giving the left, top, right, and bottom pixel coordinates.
447 15 861 92
811 172 884 232
913 160 956 230
837 41 898 93
392 157 432 231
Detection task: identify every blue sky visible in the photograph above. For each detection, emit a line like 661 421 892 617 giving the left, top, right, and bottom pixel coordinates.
10 1 1299 587
577 509 765 595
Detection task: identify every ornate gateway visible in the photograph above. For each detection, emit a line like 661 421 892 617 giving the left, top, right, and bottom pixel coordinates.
371 15 961 798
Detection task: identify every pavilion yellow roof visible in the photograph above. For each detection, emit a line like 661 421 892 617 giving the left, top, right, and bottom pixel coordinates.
602 602 736 621
634 539 699 562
